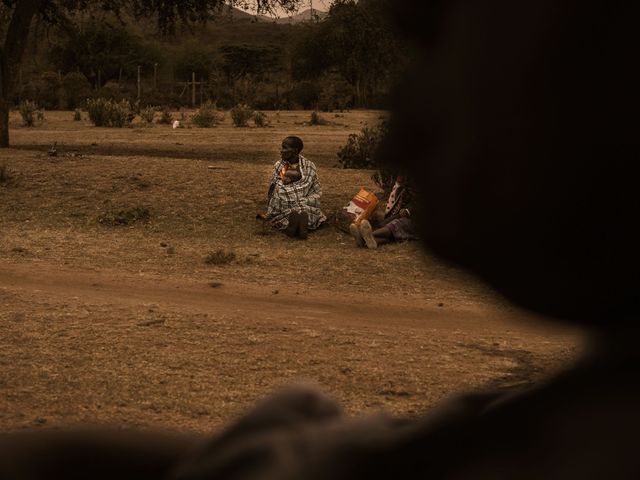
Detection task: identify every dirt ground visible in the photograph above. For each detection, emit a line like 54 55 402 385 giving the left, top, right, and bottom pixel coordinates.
0 110 583 434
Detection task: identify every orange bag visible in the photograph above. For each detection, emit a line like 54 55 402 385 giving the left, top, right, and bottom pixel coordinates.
334 188 379 232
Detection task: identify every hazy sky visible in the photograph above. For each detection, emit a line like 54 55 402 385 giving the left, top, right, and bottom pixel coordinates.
268 0 332 17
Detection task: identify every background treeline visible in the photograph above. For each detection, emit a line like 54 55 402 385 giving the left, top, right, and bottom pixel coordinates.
14 0 408 112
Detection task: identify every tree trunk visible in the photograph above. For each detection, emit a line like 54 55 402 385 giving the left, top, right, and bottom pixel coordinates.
0 1 44 148
0 100 10 148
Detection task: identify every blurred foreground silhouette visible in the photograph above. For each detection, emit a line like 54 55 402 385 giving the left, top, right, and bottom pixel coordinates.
2 1 640 478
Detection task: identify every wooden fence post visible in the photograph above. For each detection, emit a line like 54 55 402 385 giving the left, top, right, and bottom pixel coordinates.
192 72 196 106
154 63 158 90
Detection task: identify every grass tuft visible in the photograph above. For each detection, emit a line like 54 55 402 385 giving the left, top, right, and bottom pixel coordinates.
0 163 13 184
97 206 150 226
309 110 329 126
205 249 236 265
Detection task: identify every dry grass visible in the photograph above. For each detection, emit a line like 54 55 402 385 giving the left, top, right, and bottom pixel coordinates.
0 110 581 433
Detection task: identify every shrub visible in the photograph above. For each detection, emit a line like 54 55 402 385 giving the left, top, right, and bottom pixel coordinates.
309 110 328 126
0 163 13 184
97 206 150 226
86 98 135 127
229 103 254 127
61 72 91 110
337 120 394 190
73 109 82 121
191 101 222 127
317 74 354 112
205 249 236 265
19 100 44 127
337 120 388 169
85 98 109 127
140 106 156 124
38 71 61 109
107 99 135 127
97 80 128 100
252 111 269 128
290 80 319 109
157 107 173 125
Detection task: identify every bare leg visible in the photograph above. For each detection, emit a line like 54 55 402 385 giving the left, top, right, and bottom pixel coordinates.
349 223 365 247
359 220 380 249
298 211 309 240
285 212 300 238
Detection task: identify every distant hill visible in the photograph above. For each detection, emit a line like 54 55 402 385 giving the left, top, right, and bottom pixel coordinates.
274 9 329 24
214 6 328 24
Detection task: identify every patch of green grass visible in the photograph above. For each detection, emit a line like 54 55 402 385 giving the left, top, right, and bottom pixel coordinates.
97 206 150 226
205 249 236 265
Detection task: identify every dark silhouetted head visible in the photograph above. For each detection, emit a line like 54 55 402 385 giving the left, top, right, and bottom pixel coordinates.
383 0 640 325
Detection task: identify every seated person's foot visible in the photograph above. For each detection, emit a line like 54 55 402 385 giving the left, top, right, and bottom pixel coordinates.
359 220 377 249
298 212 309 240
349 223 365 247
286 212 300 237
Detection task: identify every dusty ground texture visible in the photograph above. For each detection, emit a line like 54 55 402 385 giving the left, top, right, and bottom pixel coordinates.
0 110 582 434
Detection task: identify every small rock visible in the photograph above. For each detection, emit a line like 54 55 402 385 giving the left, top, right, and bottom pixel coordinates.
272 289 279 295
209 282 223 288
437 302 444 307
160 242 168 247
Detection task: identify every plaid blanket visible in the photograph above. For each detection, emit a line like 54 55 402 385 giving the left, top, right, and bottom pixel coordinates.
266 155 326 230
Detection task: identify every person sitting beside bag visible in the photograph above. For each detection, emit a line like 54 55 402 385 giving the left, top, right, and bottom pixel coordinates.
350 175 418 249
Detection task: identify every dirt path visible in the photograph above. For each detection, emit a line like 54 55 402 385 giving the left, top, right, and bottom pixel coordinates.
0 260 583 433
1 261 550 332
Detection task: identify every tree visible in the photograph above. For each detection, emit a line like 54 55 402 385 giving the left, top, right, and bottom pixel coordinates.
0 0 302 147
49 22 160 88
291 0 402 107
219 43 282 82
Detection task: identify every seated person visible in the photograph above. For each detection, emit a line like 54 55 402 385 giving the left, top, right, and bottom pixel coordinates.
4 3 640 480
265 136 326 239
350 176 418 248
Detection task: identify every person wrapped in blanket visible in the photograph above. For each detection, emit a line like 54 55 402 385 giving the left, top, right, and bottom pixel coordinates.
350 175 418 249
265 136 326 239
